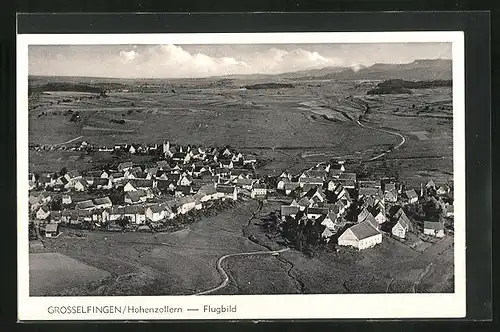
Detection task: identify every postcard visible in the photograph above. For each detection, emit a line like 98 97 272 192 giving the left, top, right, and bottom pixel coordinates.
17 31 465 320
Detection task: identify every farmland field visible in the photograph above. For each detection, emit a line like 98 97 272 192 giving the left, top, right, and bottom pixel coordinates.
29 253 111 296
28 76 452 180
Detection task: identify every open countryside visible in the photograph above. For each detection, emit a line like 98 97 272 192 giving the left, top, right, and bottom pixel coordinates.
28 55 454 296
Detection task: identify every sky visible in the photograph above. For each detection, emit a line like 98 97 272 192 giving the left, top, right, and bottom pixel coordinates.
29 43 452 78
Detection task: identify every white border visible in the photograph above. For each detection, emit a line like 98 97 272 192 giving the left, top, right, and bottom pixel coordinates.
17 32 465 320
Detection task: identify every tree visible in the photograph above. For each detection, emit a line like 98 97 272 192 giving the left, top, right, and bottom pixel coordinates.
116 217 130 229
60 167 68 176
50 197 62 211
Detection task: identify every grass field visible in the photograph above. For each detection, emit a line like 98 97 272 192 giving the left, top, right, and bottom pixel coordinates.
29 253 111 296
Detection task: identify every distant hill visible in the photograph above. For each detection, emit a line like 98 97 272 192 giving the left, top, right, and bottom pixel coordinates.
297 59 452 81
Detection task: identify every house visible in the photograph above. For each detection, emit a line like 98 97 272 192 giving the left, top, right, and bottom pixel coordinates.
358 187 379 200
44 223 59 238
128 145 137 154
62 194 72 205
100 170 109 179
306 207 330 220
384 189 398 203
220 160 234 169
404 189 419 204
146 205 165 222
157 179 176 193
124 190 148 204
392 212 411 239
298 177 324 187
423 221 445 238
284 182 301 196
216 185 238 200
124 181 138 192
75 199 95 210
370 206 386 225
277 177 290 190
73 179 88 192
251 183 267 199
302 187 326 204
64 170 82 183
281 205 300 221
338 221 382 250
118 162 133 172
175 185 193 197
197 184 221 201
363 213 380 230
110 172 125 183
436 184 451 196
172 152 190 164
177 196 196 214
425 179 437 190
93 197 112 209
357 207 371 223
233 178 256 190
92 177 112 190
36 206 50 220
38 192 52 204
178 175 193 186
122 205 146 224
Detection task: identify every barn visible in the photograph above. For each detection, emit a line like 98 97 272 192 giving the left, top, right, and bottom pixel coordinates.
338 221 382 250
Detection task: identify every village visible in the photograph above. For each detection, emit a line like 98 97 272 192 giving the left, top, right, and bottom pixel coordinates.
28 139 454 252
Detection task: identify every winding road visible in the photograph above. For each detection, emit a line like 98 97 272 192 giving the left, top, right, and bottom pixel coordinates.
355 120 406 161
193 248 290 295
53 135 84 146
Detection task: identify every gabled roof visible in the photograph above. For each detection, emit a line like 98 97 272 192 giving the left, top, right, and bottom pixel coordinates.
426 179 437 188
110 172 124 178
76 200 94 209
93 177 110 185
358 187 379 197
45 223 58 232
405 189 418 199
178 195 195 205
384 183 396 192
130 179 154 188
148 205 165 213
216 185 236 194
306 207 329 215
93 197 112 206
397 213 410 229
233 178 255 186
176 185 192 195
253 183 267 189
357 207 371 223
347 221 380 240
38 205 50 213
281 205 299 216
338 172 356 181
284 182 300 191
424 221 444 230
197 184 218 196
363 214 379 229
125 191 143 203
118 161 133 169
66 170 81 178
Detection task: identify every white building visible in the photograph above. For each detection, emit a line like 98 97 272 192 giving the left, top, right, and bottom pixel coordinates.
338 221 382 250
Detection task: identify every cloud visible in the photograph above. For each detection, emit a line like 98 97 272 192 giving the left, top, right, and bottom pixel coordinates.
114 44 344 77
119 50 138 63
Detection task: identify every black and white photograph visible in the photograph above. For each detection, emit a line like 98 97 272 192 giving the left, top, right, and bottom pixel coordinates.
17 31 466 320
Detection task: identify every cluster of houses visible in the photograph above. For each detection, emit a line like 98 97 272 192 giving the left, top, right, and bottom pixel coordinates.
277 161 453 250
29 141 270 236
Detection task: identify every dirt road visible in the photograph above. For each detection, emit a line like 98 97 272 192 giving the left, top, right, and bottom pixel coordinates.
53 135 84 146
193 248 290 295
356 120 406 161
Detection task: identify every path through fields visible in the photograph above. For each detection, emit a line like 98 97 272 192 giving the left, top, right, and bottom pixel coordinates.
356 120 406 161
53 135 84 146
193 248 290 295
